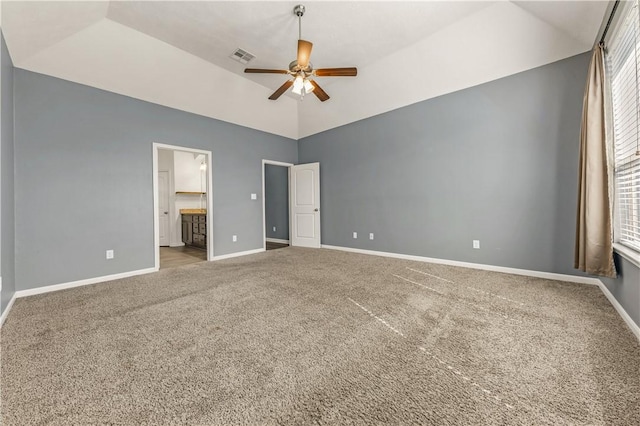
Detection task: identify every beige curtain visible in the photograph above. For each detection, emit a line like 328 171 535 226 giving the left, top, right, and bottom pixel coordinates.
574 45 616 278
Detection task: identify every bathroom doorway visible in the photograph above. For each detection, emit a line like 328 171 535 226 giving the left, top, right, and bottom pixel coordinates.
153 143 213 270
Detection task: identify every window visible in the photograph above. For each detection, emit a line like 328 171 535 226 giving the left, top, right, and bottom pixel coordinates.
607 0 640 252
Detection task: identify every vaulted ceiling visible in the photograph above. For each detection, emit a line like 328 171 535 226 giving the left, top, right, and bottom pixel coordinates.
1 1 609 139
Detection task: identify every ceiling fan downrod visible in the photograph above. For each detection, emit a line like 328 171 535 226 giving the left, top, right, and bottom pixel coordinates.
294 4 305 40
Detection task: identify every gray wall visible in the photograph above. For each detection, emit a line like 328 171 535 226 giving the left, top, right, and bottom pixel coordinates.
299 53 591 276
14 69 297 291
1 31 15 315
265 164 289 241
601 255 640 327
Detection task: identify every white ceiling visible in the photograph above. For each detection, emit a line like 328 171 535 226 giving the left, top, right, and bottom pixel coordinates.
1 1 609 139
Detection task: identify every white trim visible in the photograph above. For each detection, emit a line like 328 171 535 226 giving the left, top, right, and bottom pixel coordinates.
212 248 264 261
0 294 17 327
613 243 640 269
13 268 157 298
153 145 160 270
153 143 214 269
262 160 295 168
597 280 640 340
266 238 290 245
169 242 186 248
262 159 293 251
320 245 602 285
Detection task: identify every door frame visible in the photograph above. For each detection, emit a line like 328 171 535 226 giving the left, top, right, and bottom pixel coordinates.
153 143 214 270
262 159 294 250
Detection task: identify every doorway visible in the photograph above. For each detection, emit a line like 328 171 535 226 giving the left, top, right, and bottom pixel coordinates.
153 143 213 270
262 160 293 250
262 160 321 250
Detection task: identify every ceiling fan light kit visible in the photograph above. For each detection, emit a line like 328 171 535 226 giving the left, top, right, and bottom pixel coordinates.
244 4 357 102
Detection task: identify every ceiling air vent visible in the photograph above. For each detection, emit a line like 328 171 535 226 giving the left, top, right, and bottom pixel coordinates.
230 48 255 64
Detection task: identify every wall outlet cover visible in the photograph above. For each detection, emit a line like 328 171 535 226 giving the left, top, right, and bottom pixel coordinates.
106 250 114 259
353 232 358 239
251 193 257 200
232 235 237 242
473 240 480 249
273 226 276 232
369 233 374 240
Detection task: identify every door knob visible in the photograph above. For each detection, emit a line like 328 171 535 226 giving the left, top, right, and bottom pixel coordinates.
314 208 319 212
164 211 169 215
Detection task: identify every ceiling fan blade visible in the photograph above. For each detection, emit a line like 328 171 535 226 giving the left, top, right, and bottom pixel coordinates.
268 80 294 100
315 67 358 77
309 80 330 102
245 68 289 74
297 39 313 68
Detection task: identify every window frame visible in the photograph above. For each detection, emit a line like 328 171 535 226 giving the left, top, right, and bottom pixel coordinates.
604 0 640 268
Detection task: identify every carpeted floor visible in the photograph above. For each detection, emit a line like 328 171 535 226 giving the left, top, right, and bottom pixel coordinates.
1 247 638 425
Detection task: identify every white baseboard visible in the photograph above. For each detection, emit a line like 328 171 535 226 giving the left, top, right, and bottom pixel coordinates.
212 248 265 261
321 245 601 285
266 238 290 245
169 242 185 248
597 280 640 340
0 293 16 327
14 267 158 298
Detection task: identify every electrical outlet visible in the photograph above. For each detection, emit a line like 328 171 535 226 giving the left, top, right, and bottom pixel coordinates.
106 249 114 259
369 233 374 240
251 193 257 200
473 240 480 249
232 235 237 242
353 232 358 239
273 226 276 232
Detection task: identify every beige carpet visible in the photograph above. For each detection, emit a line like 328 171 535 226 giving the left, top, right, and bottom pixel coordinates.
1 247 638 425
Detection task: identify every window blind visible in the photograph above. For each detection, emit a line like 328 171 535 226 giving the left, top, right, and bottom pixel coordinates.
607 0 640 252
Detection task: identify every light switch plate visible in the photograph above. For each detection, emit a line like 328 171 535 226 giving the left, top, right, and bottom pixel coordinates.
473 240 480 249
353 232 358 239
106 249 114 259
251 193 257 200
232 235 237 242
369 233 374 240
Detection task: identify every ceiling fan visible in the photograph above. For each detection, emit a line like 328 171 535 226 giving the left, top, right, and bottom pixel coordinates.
244 4 357 102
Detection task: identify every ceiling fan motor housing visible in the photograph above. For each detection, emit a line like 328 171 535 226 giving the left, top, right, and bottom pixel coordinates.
289 60 313 75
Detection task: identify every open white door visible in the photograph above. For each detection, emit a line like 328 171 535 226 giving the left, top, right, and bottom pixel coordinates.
290 162 321 248
158 171 170 246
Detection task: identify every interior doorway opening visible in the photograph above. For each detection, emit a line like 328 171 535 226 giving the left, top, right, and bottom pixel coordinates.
262 160 293 250
153 143 213 270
